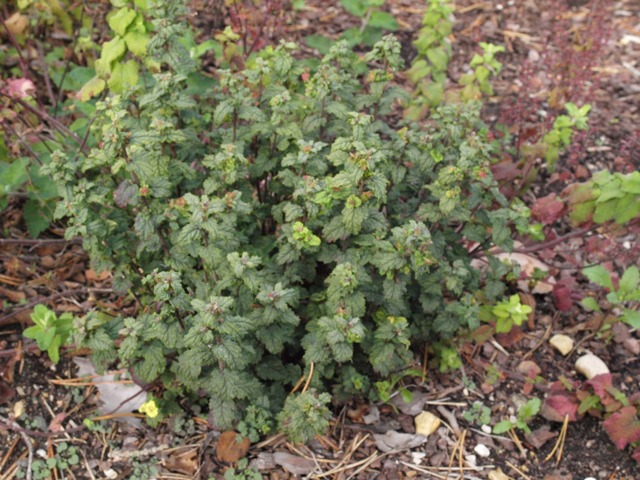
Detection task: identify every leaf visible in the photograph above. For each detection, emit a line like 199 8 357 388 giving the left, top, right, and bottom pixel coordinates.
621 309 640 329
492 420 514 434
215 431 250 463
531 193 565 225
580 297 600 311
369 11 399 30
78 76 106 101
124 31 149 58
619 267 640 296
602 406 640 450
583 265 614 290
340 0 366 17
107 60 139 93
373 430 428 453
23 199 52 237
113 180 139 208
108 7 137 36
541 394 580 422
426 47 448 71
305 35 333 54
101 36 127 67
552 284 573 312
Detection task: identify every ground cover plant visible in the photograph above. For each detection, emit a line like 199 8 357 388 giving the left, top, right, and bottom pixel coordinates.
45 0 535 441
1 0 640 478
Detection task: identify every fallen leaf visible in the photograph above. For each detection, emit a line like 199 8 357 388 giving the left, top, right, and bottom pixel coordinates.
164 447 198 475
0 382 15 404
48 413 67 432
390 391 427 416
602 406 640 450
0 286 26 303
373 430 428 453
273 452 316 475
525 425 558 449
4 13 29 36
216 431 250 463
73 357 145 425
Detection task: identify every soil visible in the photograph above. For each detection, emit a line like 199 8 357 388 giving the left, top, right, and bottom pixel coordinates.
1 0 640 479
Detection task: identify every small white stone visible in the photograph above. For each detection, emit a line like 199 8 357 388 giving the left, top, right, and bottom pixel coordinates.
36 449 47 459
575 354 610 379
474 443 491 457
414 411 441 436
104 469 118 480
464 454 477 467
481 424 492 434
411 452 426 465
549 334 574 356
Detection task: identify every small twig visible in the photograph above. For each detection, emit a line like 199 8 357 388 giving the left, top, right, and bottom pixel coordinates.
0 287 113 327
506 460 533 480
0 237 82 246
0 415 33 480
545 414 569 465
436 405 461 436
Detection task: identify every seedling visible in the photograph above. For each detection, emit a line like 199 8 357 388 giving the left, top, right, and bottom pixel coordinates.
479 294 532 334
23 305 73 363
493 397 541 434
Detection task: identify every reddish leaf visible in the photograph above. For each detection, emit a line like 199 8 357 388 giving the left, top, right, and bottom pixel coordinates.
541 394 580 422
585 373 613 399
531 193 565 225
602 406 640 450
525 425 558 449
552 284 573 312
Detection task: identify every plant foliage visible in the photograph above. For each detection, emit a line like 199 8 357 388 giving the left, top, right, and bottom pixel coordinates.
46 4 531 440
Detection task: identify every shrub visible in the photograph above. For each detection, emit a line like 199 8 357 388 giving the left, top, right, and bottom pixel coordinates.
46 4 530 439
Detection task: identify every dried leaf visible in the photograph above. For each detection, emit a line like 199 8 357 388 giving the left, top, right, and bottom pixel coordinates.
216 431 250 463
164 447 198 475
525 425 557 449
48 413 67 432
0 382 15 404
602 406 640 450
390 391 427 416
273 452 316 475
373 430 428 453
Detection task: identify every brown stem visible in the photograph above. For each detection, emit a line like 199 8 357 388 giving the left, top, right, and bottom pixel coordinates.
0 288 113 327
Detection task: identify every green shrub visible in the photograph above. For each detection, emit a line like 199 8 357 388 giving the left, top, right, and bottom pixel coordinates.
46 4 530 440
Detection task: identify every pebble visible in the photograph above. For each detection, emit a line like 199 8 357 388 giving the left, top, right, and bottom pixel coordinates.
575 353 610 379
549 334 574 356
474 443 491 457
414 411 441 436
481 424 492 434
464 454 477 467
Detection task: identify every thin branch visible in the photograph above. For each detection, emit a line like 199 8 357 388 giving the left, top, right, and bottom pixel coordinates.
0 287 113 327
0 415 33 480
0 237 82 246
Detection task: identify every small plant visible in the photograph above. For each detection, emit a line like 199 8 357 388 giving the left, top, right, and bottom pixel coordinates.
374 367 423 403
463 401 492 426
581 264 640 329
493 397 541 434
564 170 640 226
479 294 532 334
306 0 399 54
223 458 262 480
543 373 640 463
542 102 591 171
405 0 453 119
23 305 73 363
458 42 505 102
276 390 332 444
